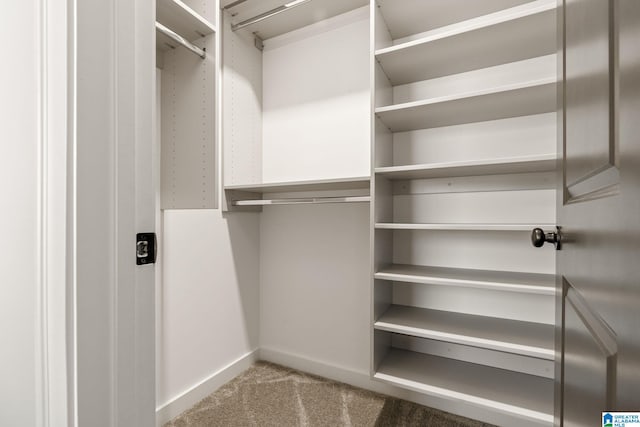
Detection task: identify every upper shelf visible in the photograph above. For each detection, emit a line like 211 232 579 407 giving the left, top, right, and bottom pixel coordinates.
375 154 557 180
376 0 533 40
375 78 556 132
156 0 216 51
376 0 557 84
225 176 370 194
223 0 367 40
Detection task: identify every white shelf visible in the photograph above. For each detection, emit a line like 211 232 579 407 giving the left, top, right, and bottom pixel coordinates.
375 78 556 132
376 0 556 84
375 154 557 180
225 176 370 194
223 0 367 40
375 0 533 40
375 223 554 232
374 349 554 425
375 264 555 295
375 305 554 359
157 0 215 51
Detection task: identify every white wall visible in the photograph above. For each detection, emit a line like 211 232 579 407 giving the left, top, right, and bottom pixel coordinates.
258 5 373 382
261 7 371 182
157 210 260 409
259 203 371 371
0 1 39 424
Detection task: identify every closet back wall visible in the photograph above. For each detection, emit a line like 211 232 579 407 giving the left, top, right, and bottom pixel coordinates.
261 8 370 182
258 6 372 378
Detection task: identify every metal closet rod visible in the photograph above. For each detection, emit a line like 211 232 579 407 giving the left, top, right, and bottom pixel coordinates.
232 195 371 206
231 0 312 32
155 22 206 59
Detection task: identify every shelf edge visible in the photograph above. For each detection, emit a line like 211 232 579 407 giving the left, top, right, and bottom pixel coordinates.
373 272 555 295
375 78 556 115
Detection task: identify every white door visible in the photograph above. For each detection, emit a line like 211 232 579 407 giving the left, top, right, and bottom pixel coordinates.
75 0 155 425
552 1 640 426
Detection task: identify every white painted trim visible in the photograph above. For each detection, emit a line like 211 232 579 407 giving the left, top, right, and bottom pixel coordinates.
35 0 49 423
68 0 78 425
259 347 386 394
155 350 259 426
48 0 71 421
68 0 78 423
258 347 549 427
37 0 71 425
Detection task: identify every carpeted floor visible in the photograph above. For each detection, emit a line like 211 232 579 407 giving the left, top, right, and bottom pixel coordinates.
164 361 495 427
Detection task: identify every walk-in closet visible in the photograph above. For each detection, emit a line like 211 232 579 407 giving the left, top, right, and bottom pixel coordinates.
8 0 640 425
151 0 560 426
150 1 561 426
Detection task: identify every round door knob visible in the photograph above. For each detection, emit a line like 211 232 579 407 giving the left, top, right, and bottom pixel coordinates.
531 227 560 249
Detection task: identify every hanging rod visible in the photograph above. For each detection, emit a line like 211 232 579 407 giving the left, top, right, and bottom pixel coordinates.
156 22 206 59
231 0 312 31
232 195 370 206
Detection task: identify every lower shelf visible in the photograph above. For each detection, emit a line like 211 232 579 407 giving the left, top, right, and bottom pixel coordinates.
375 305 554 360
374 349 554 425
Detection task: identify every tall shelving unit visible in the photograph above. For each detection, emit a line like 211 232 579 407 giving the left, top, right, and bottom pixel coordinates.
371 0 558 425
154 1 220 420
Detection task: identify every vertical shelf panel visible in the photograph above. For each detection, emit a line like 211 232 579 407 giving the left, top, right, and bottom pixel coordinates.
371 1 558 425
160 35 216 209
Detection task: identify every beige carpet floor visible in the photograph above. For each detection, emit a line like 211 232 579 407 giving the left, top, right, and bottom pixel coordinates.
164 361 495 427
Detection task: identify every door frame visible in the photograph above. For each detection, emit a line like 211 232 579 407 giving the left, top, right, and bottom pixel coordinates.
35 0 72 425
40 0 156 425
73 0 156 424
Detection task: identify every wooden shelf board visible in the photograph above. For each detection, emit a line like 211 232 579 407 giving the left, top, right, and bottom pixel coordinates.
375 305 554 359
225 176 370 194
375 264 555 295
375 154 557 180
376 0 556 84
157 0 216 42
375 223 555 232
374 349 554 424
375 78 556 132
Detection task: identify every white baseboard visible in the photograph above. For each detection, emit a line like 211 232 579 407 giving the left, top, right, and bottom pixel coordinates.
258 347 547 427
155 350 258 426
259 347 389 395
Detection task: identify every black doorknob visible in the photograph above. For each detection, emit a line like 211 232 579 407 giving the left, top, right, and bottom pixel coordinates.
531 227 561 249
